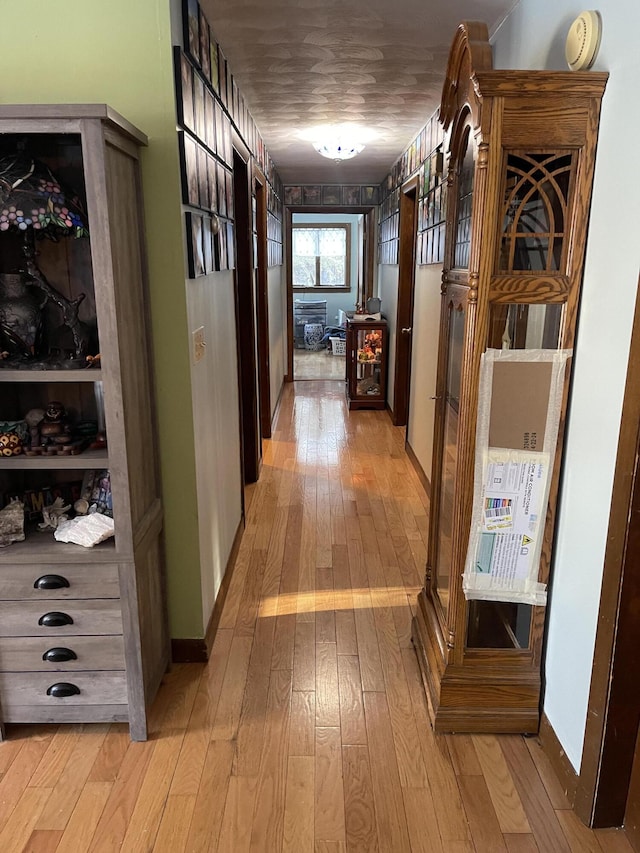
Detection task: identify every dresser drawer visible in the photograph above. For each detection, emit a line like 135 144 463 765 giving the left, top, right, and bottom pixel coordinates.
0 635 125 671
0 600 123 637
0 563 120 600
0 671 128 708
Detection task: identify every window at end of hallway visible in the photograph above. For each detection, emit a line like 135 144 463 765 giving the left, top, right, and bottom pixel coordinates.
292 224 350 291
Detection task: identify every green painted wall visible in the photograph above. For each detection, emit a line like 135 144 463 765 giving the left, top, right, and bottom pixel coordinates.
0 0 204 636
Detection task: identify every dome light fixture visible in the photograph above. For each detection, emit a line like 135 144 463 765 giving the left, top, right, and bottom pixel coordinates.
312 139 365 162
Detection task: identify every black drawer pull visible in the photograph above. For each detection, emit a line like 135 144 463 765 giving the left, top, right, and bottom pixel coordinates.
46 682 81 698
42 647 78 663
34 574 70 590
38 612 74 628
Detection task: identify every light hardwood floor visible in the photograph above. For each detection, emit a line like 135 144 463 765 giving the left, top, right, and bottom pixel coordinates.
294 349 346 380
0 380 633 852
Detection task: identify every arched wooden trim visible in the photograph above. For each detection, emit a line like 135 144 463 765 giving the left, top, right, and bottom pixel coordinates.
440 21 492 132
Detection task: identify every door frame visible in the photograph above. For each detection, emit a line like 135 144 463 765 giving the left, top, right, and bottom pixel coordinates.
231 133 261 484
392 175 419 426
284 204 376 383
573 275 640 827
253 164 271 438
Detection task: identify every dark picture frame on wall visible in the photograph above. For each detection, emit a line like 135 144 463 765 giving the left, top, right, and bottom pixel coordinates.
343 185 361 206
174 49 195 134
284 186 302 206
186 211 205 278
183 0 200 66
322 186 341 205
193 74 205 144
218 45 228 108
209 31 219 93
303 185 321 205
226 221 235 270
178 132 200 208
197 144 209 210
198 6 211 81
203 216 214 273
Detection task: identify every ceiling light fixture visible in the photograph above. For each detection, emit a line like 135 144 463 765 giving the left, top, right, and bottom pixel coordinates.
312 139 365 162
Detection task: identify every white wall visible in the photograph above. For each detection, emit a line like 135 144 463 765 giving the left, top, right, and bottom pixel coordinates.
378 264 399 408
406 264 442 481
493 0 640 771
188 271 243 625
268 264 287 417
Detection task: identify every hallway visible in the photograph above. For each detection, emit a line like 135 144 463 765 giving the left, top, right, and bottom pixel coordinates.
0 381 633 852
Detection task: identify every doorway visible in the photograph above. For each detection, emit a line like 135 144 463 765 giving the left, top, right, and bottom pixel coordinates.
392 175 419 426
290 211 362 381
285 207 377 382
232 142 261 484
573 276 640 833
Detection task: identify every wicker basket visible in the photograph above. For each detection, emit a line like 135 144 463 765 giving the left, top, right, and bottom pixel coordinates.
329 336 346 356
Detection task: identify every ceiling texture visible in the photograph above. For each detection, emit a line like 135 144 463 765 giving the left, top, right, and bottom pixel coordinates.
201 0 517 185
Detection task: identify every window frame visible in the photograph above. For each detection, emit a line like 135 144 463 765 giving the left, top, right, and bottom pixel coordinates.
291 222 352 292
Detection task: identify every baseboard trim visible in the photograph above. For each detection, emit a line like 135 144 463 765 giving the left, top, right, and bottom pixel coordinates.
538 712 579 805
171 516 245 663
271 379 286 431
405 440 432 500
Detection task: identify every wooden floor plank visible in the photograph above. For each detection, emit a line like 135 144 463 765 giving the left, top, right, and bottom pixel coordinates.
283 755 315 853
183 739 235 853
342 745 379 853
363 692 411 853
0 787 51 853
458 774 508 852
500 736 571 853
472 734 531 834
55 781 112 853
217 776 258 853
249 669 293 853
315 727 346 845
316 642 340 727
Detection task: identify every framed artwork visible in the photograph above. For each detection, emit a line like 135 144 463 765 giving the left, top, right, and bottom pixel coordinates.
218 221 228 270
203 216 213 273
217 162 227 218
193 74 205 143
210 215 221 270
361 185 379 205
198 7 210 81
225 168 234 220
303 185 321 205
209 32 219 93
222 114 232 166
322 186 341 205
204 89 214 151
218 46 227 108
207 155 218 212
343 186 361 206
186 212 205 278
215 102 224 159
226 221 235 269
178 132 199 208
286 186 297 205
197 144 209 210
183 0 200 66
174 49 195 133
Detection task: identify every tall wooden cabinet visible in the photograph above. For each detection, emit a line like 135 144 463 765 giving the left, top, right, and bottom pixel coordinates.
411 24 607 732
0 105 169 741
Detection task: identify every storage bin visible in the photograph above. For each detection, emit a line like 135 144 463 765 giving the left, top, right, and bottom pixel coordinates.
329 336 346 356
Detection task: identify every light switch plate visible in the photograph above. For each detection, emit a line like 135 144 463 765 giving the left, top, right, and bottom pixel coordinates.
192 326 206 363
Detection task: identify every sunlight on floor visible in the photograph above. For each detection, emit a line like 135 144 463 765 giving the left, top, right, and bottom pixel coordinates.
258 586 422 617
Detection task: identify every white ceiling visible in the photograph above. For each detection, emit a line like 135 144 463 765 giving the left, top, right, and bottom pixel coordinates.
200 0 517 185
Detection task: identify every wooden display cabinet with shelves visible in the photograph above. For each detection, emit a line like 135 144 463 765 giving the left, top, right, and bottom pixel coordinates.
345 318 388 410
0 105 169 741
411 24 608 733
